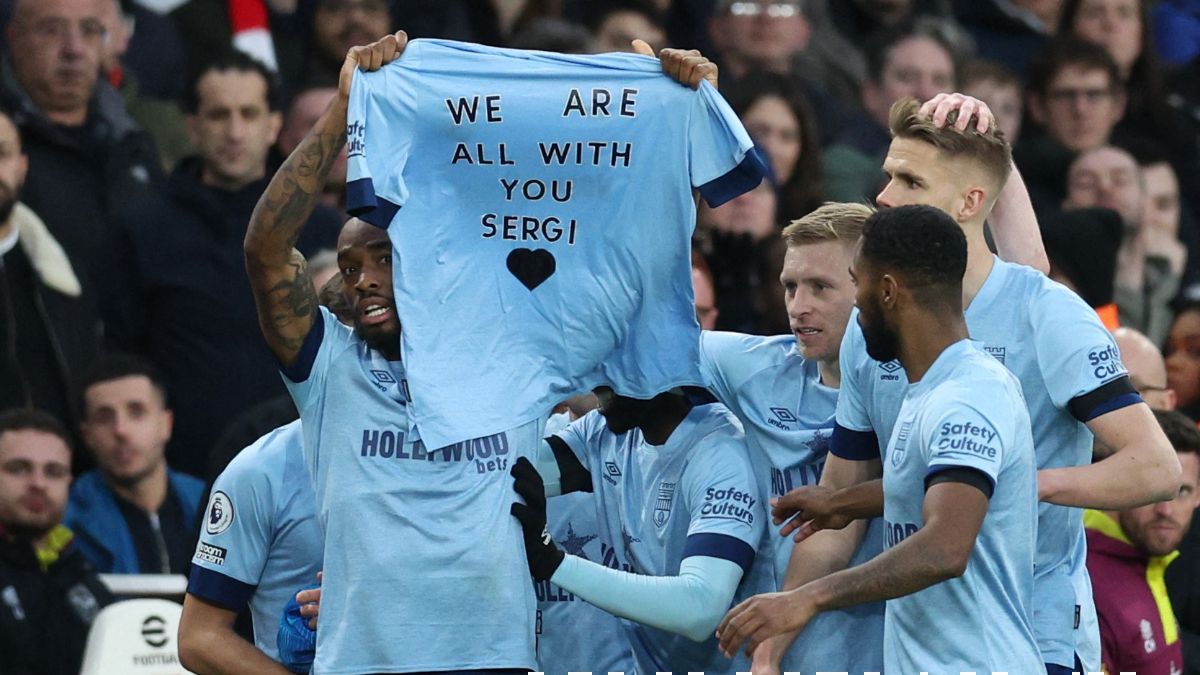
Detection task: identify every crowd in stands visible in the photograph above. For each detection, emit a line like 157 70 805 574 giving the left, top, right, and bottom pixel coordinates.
4 0 1200 673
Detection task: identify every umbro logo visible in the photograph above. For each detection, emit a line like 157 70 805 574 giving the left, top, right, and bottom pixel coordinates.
770 407 796 423
879 360 902 381
371 369 396 384
768 407 797 430
604 461 622 486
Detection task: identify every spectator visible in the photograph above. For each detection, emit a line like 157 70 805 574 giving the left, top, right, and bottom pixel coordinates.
1041 207 1124 326
508 16 593 53
1140 158 1188 267
961 58 1024 145
695 180 788 334
97 0 192 171
275 86 343 209
1085 408 1200 675
823 26 957 201
706 0 813 78
828 0 952 45
66 354 205 574
1026 37 1126 152
1131 145 1193 324
1165 301 1200 420
114 0 189 102
1058 0 1200 245
724 70 825 220
852 26 957 156
1063 145 1181 345
296 0 392 88
1059 0 1176 136
0 0 163 299
0 408 113 675
1018 37 1123 208
584 0 666 53
107 51 341 477
954 0 1058 74
704 0 856 140
1114 326 1176 411
0 106 100 430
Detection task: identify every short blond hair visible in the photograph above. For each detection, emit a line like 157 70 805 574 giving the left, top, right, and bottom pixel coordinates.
888 96 1013 188
782 202 874 248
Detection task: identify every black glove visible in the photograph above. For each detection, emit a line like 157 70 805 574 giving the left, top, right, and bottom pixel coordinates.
510 456 565 581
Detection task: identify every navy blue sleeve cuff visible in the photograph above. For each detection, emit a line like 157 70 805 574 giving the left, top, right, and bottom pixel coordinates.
682 532 756 575
346 178 401 229
187 565 256 611
697 149 768 208
280 311 325 383
830 423 881 461
925 465 995 499
1068 376 1143 422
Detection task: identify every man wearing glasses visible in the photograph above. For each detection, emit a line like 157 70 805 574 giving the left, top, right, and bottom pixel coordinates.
0 0 162 311
707 0 811 79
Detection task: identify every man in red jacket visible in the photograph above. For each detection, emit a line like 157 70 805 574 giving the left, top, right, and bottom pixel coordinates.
1087 409 1200 675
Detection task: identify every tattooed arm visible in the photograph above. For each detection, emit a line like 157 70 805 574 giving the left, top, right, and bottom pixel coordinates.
244 31 407 366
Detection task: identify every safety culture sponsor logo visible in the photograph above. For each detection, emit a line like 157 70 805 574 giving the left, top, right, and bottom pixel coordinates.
699 486 756 526
1088 344 1125 381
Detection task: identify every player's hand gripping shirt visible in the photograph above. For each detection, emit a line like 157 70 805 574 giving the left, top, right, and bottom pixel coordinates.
882 339 1042 675
187 420 323 660
833 258 1141 670
698 330 884 674
552 403 764 675
283 308 541 674
346 38 766 450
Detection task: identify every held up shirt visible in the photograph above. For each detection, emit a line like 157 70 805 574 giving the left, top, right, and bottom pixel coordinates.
346 38 766 450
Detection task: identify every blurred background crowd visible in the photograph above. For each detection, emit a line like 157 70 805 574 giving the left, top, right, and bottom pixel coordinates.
6 0 1200 485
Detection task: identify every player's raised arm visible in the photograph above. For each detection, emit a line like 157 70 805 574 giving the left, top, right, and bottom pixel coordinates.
245 31 406 366
920 93 1049 274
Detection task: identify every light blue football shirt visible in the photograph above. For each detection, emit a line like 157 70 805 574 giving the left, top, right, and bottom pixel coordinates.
698 330 885 675
881 339 1042 675
186 420 323 660
345 38 766 450
283 308 540 675
553 403 764 675
834 257 1140 670
537 412 634 675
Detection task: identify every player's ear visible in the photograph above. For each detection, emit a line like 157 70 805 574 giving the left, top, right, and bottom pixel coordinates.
879 273 898 309
959 185 987 223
